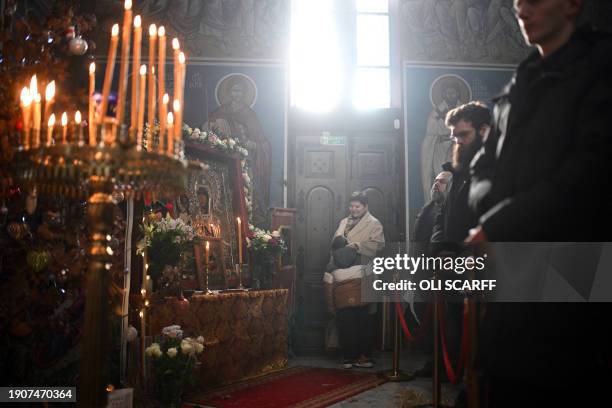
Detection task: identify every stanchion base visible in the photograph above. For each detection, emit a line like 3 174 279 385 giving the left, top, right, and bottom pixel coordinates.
379 369 414 382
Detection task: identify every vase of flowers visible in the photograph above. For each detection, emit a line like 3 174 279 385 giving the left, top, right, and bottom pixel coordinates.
145 325 205 407
246 226 286 289
138 214 195 292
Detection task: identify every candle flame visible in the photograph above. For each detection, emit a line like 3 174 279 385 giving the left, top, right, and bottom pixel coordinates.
237 217 241 224
45 81 55 101
124 0 132 10
48 113 55 127
29 75 38 96
22 91 32 107
89 62 95 74
158 26 165 37
206 241 210 250
172 38 180 50
134 15 141 28
178 51 185 64
20 87 29 104
112 24 119 37
140 64 147 75
75 111 82 124
173 99 180 112
162 93 169 104
61 112 68 126
149 24 157 37
139 310 143 318
141 288 146 296
167 111 174 125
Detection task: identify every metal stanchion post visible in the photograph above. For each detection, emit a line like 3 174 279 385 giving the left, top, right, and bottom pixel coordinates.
380 238 413 382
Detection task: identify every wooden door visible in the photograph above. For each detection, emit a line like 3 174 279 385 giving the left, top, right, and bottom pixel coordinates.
291 112 402 354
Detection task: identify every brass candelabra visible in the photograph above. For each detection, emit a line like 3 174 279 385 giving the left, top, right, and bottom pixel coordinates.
9 1 189 405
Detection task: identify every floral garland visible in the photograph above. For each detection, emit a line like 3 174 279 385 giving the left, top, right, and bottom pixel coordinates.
182 125 254 219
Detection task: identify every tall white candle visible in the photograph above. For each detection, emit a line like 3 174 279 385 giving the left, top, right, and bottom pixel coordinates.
130 15 142 133
88 63 96 146
100 24 120 141
116 0 133 128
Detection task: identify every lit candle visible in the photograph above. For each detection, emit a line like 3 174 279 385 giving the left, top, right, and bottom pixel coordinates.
75 111 83 144
116 0 133 130
44 80 55 128
147 24 157 131
131 15 142 134
29 75 37 104
172 38 180 117
100 23 120 139
205 241 210 265
29 76 38 137
157 26 166 130
145 275 152 293
159 93 168 153
33 93 41 148
178 51 186 145
237 217 243 264
173 98 181 143
137 64 147 149
88 63 96 146
166 111 174 155
20 87 32 149
46 114 55 146
61 112 68 143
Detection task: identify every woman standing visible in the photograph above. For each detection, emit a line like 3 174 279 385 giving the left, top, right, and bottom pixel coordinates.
324 191 385 368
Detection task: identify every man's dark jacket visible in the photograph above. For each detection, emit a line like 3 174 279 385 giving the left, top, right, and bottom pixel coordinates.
432 168 479 251
469 26 612 385
470 26 612 242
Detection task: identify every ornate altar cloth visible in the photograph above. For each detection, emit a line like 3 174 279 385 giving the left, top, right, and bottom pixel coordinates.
149 289 288 386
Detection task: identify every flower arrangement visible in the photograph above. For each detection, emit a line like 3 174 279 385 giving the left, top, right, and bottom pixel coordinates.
145 325 205 407
138 214 195 289
247 225 286 288
183 125 249 157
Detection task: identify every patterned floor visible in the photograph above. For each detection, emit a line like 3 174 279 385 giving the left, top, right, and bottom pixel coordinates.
289 350 461 407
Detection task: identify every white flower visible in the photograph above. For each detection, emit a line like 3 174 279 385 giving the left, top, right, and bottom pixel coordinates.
228 139 236 147
195 342 204 354
167 347 178 358
271 230 281 238
162 325 181 334
263 234 272 242
145 343 162 358
181 339 194 355
196 336 204 344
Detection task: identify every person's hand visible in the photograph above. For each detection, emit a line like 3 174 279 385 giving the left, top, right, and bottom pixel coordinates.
466 226 489 258
347 242 359 250
466 226 488 244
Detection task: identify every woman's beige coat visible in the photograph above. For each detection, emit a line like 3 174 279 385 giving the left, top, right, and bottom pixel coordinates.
333 212 385 264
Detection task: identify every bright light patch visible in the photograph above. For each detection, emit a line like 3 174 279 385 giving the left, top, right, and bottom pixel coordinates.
357 15 389 67
353 68 390 110
290 0 342 112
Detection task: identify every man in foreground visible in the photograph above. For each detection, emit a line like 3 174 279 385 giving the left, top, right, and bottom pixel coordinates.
467 0 612 405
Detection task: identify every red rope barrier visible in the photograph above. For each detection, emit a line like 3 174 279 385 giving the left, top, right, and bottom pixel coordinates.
438 301 470 385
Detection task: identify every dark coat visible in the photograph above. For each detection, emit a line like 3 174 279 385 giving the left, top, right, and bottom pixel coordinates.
413 200 439 243
469 25 612 385
470 25 612 242
432 169 479 251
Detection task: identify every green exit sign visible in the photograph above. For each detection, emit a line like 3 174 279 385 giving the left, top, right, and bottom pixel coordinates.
320 134 345 145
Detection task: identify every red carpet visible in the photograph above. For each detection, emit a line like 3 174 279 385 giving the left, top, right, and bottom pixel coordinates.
184 366 386 408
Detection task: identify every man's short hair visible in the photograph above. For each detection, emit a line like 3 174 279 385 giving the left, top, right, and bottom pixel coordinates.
349 191 368 206
445 101 492 131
